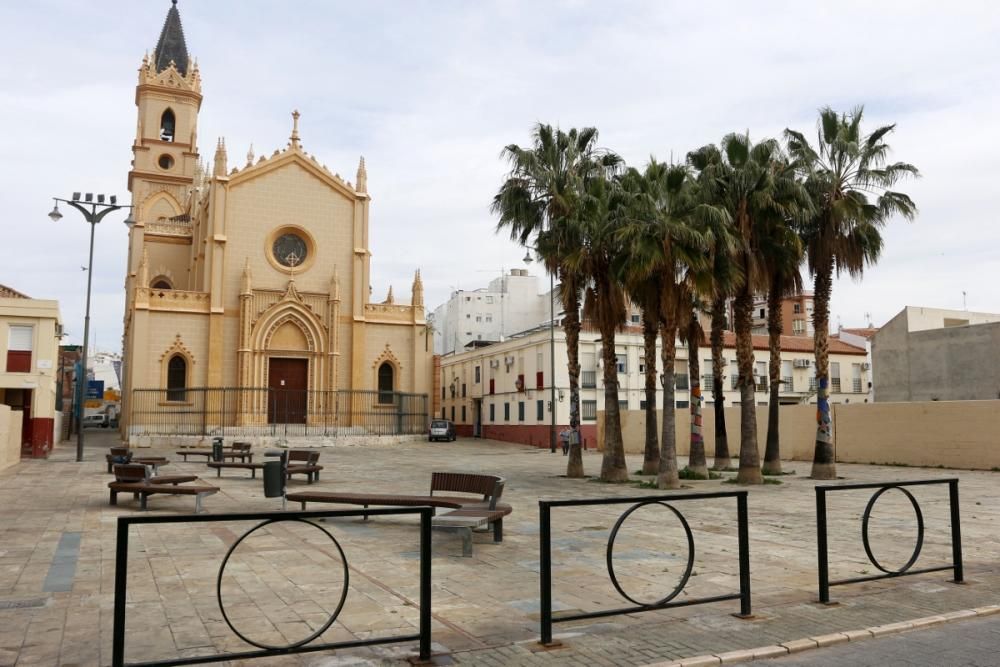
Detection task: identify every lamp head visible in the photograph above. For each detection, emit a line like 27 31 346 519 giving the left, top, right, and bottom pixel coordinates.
123 213 136 229
48 202 63 222
522 250 533 265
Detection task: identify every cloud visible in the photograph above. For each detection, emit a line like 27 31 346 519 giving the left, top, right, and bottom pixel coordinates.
1 0 998 351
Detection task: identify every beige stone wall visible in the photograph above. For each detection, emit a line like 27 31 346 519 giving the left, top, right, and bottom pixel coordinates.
0 405 22 472
146 241 192 290
835 400 1000 470
133 312 210 389
362 322 433 394
601 404 817 461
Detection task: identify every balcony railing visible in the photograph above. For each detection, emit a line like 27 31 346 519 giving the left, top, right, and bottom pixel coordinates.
582 370 597 388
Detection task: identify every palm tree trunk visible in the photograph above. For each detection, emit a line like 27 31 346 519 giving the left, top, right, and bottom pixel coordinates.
762 281 783 475
733 287 762 485
562 275 584 478
811 257 836 480
599 324 628 482
657 323 680 489
710 297 731 470
687 312 707 478
641 309 659 475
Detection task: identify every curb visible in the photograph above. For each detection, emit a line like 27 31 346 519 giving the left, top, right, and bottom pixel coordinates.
645 605 1000 666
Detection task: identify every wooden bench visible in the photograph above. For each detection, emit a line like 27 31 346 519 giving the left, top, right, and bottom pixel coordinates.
108 464 219 513
175 447 253 463
285 450 323 483
106 447 132 473
286 472 511 556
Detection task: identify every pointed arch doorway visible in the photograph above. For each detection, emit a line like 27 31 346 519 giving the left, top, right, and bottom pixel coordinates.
268 357 308 424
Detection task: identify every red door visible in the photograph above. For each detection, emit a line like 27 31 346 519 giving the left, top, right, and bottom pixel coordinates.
268 358 308 424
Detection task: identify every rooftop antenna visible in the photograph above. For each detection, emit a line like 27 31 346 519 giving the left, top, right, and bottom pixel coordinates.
962 291 967 310
864 311 872 328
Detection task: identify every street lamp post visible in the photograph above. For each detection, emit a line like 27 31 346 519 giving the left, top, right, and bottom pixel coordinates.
48 193 133 462
524 251 558 453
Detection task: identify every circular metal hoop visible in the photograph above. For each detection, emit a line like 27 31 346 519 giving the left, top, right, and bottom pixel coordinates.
606 501 695 607
216 518 349 650
861 486 924 575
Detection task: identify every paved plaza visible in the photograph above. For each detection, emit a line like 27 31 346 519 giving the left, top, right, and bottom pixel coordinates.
1 432 999 666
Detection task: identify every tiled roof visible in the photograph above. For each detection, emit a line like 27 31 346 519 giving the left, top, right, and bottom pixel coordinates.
0 284 29 299
840 327 880 339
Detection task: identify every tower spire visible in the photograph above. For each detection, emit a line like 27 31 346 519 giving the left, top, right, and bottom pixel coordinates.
153 0 190 76
289 110 301 149
356 156 367 194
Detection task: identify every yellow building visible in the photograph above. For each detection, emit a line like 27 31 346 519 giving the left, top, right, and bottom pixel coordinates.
121 3 432 441
0 285 62 459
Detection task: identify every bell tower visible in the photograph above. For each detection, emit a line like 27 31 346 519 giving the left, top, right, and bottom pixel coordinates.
128 0 201 235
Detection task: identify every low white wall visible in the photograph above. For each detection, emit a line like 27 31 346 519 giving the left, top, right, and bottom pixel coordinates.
0 405 22 472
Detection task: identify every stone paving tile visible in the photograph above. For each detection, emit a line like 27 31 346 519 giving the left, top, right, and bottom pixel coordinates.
1 431 999 666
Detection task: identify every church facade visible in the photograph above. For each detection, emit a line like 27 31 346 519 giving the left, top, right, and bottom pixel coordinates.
121 3 433 439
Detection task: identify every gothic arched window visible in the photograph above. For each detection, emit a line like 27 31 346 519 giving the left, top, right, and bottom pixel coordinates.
151 277 172 290
160 109 176 142
377 362 394 404
166 355 187 401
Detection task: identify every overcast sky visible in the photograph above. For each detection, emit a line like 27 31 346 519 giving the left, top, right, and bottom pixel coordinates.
2 1 998 349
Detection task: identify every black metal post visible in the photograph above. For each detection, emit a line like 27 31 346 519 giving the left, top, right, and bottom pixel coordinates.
75 217 97 462
736 492 752 616
539 503 553 644
419 507 432 661
112 517 129 667
816 487 830 604
549 271 556 453
949 480 964 583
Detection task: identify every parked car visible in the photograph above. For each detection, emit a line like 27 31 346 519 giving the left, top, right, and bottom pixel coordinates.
83 414 109 428
428 419 456 442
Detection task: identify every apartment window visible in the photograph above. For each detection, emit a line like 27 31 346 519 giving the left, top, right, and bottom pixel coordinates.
618 399 628 412
615 354 627 373
793 303 801 314
792 319 805 334
442 408 446 419
466 314 471 319
485 296 494 304
631 314 640 324
485 314 493 323
536 371 544 389
582 400 597 421
759 308 765 318
676 400 690 409
450 406 455 421
489 379 495 394
582 370 597 388
518 401 525 421
504 403 510 421
638 362 645 374
475 316 482 322
461 383 466 398
831 362 841 393
536 399 544 420
730 375 739 390
6 325 33 372
475 366 481 383
461 406 466 422
465 297 471 302
639 400 648 410
675 373 689 390
852 363 863 393
489 403 495 422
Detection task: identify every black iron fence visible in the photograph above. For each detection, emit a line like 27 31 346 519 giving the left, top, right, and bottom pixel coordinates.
129 388 429 437
815 479 963 604
112 507 432 666
538 490 751 645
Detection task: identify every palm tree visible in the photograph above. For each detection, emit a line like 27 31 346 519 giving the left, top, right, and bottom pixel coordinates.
620 160 715 489
760 221 804 475
493 124 619 478
689 134 808 485
621 216 664 476
573 174 629 481
785 107 918 479
679 297 708 478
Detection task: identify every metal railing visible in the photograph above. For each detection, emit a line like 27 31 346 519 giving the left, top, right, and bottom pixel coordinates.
782 376 793 391
853 379 863 393
129 387 429 437
112 507 432 666
831 378 842 393
815 479 962 604
675 373 689 390
538 491 751 645
581 371 597 388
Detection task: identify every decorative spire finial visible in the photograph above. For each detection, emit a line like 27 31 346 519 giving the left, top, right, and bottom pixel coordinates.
241 257 253 294
213 138 227 176
412 269 424 307
289 110 301 149
384 286 395 305
246 143 254 166
356 156 368 194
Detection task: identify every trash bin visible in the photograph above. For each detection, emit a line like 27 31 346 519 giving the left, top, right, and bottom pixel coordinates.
262 461 284 497
211 437 224 462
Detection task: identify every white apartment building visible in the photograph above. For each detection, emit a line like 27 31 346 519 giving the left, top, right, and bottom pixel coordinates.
431 269 557 354
438 324 869 448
